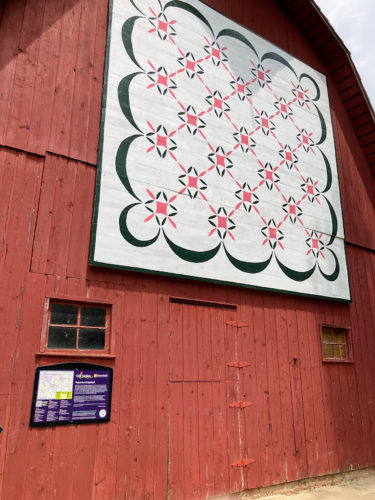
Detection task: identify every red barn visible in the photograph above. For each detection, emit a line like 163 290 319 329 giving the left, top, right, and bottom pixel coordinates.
0 0 374 498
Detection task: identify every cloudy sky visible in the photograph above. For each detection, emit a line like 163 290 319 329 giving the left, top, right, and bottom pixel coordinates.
314 0 375 109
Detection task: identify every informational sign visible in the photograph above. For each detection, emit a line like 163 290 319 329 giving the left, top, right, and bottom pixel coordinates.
90 0 350 301
30 363 112 426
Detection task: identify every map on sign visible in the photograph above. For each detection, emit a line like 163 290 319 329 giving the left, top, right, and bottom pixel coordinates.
90 0 350 301
37 371 74 400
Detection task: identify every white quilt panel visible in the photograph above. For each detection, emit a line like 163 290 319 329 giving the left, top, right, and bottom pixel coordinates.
91 0 350 301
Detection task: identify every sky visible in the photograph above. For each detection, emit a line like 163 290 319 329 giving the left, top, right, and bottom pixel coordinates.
314 0 375 110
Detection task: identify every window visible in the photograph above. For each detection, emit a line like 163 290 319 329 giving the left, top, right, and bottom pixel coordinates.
46 302 109 351
321 325 352 362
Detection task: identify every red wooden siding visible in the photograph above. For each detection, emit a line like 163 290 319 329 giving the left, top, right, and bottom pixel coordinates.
0 0 375 498
0 0 108 165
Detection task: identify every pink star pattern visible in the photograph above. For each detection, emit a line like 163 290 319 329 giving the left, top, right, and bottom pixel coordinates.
138 6 329 256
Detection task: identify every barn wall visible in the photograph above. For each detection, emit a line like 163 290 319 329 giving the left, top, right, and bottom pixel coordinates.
0 0 374 499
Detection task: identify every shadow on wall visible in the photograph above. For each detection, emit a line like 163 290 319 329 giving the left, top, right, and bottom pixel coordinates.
0 0 82 72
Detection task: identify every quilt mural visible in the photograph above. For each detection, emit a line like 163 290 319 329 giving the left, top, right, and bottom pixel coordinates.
91 0 351 301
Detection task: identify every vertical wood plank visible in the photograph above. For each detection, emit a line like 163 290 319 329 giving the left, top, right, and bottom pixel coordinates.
182 382 200 499
27 0 64 155
227 381 244 493
210 304 226 381
252 294 274 486
273 295 298 482
168 383 184 500
197 382 215 498
66 163 96 278
322 301 345 472
0 0 26 145
170 302 183 381
152 284 170 499
197 304 213 381
349 248 375 462
4 0 44 150
1 272 46 499
224 308 240 382
30 153 57 273
263 294 286 484
46 157 78 276
49 426 76 500
71 424 97 500
24 428 55 500
48 0 81 157
182 304 198 381
238 291 262 490
285 299 308 479
304 301 330 476
212 380 230 496
134 278 158 498
295 300 317 478
68 0 98 161
316 299 340 473
115 286 142 499
86 0 108 165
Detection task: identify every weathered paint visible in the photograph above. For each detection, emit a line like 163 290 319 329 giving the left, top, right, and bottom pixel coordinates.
0 0 374 499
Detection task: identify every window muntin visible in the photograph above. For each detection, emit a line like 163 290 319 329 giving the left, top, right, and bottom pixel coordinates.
322 326 352 362
47 303 108 351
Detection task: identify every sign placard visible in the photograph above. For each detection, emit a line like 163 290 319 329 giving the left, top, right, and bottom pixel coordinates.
91 0 350 301
30 363 113 427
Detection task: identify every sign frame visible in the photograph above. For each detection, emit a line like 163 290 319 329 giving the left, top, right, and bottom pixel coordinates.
30 363 113 427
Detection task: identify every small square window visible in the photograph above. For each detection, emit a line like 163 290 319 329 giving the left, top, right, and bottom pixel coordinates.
321 326 352 362
46 302 109 351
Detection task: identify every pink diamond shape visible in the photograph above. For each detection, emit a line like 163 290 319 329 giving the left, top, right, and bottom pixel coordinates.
157 74 168 86
156 201 168 215
243 191 252 202
302 135 309 144
216 154 225 166
307 185 314 195
269 227 277 239
280 104 287 113
297 90 304 99
188 176 198 188
261 117 269 128
213 98 223 109
156 134 168 148
212 48 221 59
285 151 292 162
289 205 296 215
258 70 264 80
265 170 273 181
240 134 248 145
186 60 195 71
312 238 319 249
237 83 245 93
158 20 168 32
187 114 197 126
217 216 227 228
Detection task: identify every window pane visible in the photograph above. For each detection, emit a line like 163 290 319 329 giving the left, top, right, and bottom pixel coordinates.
50 304 78 325
339 345 347 359
81 307 106 327
322 328 332 342
333 344 343 358
78 328 105 350
48 327 77 349
323 344 333 358
335 331 345 343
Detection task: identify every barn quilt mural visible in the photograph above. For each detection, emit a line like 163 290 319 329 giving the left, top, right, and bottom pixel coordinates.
91 0 351 301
